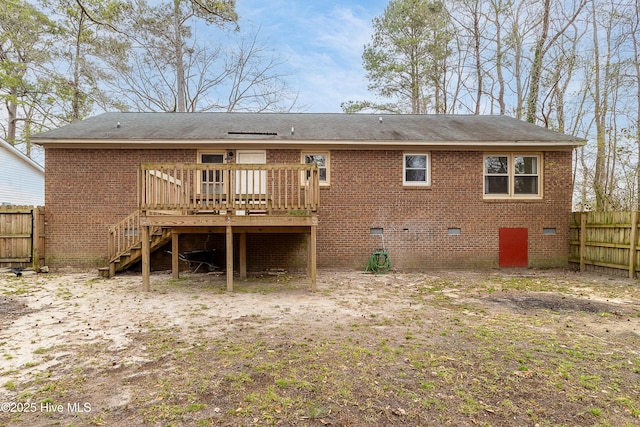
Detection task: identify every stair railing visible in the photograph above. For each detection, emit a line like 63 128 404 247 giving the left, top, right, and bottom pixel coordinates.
108 210 143 264
108 210 163 261
108 210 170 277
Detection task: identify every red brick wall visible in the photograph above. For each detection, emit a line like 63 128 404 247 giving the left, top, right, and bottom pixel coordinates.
44 149 193 266
44 147 573 270
313 149 573 269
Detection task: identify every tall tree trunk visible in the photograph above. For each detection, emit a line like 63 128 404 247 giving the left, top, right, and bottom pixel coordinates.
6 92 18 146
633 1 640 211
526 0 550 123
472 0 482 115
71 12 85 121
411 43 420 113
511 12 524 120
591 0 607 211
173 0 186 112
526 0 586 124
493 0 506 115
580 146 589 210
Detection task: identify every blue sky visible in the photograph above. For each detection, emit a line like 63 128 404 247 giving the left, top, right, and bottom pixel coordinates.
234 0 389 112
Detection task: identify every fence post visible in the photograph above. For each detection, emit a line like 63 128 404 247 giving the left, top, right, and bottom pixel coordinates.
580 212 587 272
629 210 638 279
31 207 39 271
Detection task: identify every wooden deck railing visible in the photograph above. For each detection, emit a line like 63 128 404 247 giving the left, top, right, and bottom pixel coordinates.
138 163 320 213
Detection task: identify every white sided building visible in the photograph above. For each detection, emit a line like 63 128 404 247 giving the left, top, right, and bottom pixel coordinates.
0 139 44 206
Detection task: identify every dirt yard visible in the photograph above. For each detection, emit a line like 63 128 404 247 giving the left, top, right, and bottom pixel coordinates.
0 268 639 426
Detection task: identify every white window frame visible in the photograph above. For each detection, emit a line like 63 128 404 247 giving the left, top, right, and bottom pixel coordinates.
403 153 431 186
483 153 543 199
198 151 226 164
197 150 226 195
301 151 330 186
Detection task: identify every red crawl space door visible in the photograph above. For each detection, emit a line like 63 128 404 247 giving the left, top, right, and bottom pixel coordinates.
499 228 528 267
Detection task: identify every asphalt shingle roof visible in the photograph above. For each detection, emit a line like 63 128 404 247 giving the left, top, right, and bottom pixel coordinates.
31 112 584 146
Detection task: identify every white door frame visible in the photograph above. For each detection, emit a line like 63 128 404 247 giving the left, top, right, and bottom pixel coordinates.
235 150 267 195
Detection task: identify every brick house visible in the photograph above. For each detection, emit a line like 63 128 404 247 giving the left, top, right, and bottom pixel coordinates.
32 112 583 288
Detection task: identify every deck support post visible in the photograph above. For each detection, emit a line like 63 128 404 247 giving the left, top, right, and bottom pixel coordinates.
309 217 317 291
171 230 179 279
108 224 115 278
142 224 151 291
226 222 233 291
239 232 247 279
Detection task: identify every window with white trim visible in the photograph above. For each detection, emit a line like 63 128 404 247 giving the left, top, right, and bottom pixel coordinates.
198 151 225 195
484 154 541 198
403 153 431 186
302 152 330 185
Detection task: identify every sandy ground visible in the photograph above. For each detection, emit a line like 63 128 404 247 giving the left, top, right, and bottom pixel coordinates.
2 268 638 388
0 270 329 390
1 269 419 393
0 267 639 426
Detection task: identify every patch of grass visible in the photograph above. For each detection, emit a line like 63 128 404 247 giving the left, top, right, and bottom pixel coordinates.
420 381 436 390
146 402 207 423
55 285 74 300
579 375 601 390
91 413 106 425
556 361 574 380
587 407 603 416
305 401 329 419
493 276 568 293
3 284 31 295
33 346 52 355
225 371 253 389
457 391 483 417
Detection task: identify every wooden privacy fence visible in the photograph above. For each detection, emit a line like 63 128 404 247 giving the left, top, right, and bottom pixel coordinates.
569 211 640 278
0 206 45 270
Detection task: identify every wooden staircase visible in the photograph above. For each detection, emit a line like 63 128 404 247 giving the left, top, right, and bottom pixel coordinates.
99 211 172 278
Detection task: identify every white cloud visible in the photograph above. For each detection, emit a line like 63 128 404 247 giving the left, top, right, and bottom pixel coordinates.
311 6 373 58
235 0 387 112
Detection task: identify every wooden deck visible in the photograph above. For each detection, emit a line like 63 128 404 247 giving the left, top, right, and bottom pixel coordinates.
138 162 319 214
109 163 320 291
